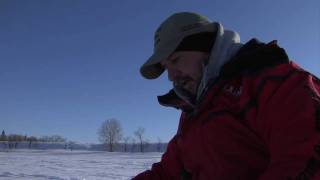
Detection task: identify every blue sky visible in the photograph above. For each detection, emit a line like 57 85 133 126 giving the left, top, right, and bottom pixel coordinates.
1 0 319 143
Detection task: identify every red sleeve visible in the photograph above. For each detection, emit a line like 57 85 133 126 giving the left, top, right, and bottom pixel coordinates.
132 135 183 180
257 71 320 179
132 112 190 180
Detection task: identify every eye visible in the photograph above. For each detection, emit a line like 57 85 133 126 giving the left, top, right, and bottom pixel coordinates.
170 57 180 64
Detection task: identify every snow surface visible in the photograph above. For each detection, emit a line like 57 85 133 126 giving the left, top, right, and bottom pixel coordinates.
0 149 162 180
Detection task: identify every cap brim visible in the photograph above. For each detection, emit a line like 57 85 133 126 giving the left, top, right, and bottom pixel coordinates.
140 22 217 79
140 37 181 79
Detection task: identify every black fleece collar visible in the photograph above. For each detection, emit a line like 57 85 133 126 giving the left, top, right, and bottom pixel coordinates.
220 38 289 79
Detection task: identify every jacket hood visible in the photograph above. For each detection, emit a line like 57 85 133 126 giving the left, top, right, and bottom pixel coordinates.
161 23 242 110
196 23 242 101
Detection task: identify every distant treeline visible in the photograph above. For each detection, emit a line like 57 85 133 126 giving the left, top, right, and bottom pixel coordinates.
0 130 168 152
0 140 168 152
0 130 67 142
0 130 70 149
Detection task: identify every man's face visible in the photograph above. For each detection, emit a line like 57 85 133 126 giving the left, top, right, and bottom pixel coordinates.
160 51 208 95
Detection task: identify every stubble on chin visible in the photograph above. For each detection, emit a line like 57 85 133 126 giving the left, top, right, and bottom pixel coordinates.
184 80 198 96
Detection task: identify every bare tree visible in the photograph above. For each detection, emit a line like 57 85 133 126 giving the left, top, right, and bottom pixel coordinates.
7 134 24 149
27 136 37 149
144 139 150 152
123 136 130 152
38 135 66 143
134 127 145 152
98 118 122 152
68 141 75 151
131 138 136 152
50 135 67 143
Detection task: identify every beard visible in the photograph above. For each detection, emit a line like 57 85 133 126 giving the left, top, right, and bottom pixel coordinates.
173 76 199 96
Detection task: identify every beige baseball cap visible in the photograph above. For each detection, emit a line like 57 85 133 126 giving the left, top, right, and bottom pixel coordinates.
140 12 218 79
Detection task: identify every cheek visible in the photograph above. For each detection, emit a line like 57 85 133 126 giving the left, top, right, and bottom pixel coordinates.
178 58 204 80
190 63 203 80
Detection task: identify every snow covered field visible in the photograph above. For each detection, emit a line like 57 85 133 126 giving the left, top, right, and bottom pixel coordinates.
0 150 162 180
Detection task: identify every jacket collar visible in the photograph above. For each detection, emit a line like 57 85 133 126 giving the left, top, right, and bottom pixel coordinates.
157 89 194 113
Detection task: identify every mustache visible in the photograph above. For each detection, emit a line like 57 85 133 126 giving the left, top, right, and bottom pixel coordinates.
173 76 193 88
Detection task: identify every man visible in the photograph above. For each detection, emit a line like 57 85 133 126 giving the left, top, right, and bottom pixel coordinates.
133 12 320 179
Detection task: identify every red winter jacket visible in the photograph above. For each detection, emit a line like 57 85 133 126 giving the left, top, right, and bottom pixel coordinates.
133 39 320 180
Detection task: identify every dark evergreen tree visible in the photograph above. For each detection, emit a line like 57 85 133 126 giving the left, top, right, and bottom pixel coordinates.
0 130 6 141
